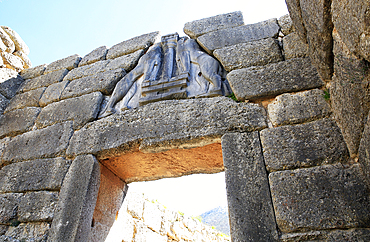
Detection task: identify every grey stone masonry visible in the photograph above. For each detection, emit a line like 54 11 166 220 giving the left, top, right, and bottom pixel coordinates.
359 111 370 184
214 38 283 72
278 14 294 36
0 158 71 192
107 31 160 60
227 58 324 101
269 164 370 233
283 32 308 59
44 54 81 74
0 193 22 224
260 118 349 172
20 64 47 80
0 107 41 138
63 60 109 81
36 92 103 130
0 93 9 115
267 89 331 126
61 69 125 99
78 46 108 67
281 228 370 242
183 11 244 39
2 121 73 163
106 49 144 72
2 222 50 241
18 69 68 93
4 87 45 112
222 132 278 242
67 97 267 158
197 18 280 54
39 80 69 107
0 75 24 99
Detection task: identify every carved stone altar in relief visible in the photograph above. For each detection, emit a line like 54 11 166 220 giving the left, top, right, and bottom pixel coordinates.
99 33 231 118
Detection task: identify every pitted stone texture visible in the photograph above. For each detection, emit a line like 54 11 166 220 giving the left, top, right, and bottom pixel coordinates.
18 69 68 93
106 49 144 72
44 54 81 74
66 97 267 158
107 31 160 60
1 52 24 72
63 59 109 81
359 111 370 184
0 158 70 193
0 68 18 83
214 38 283 71
197 18 280 54
5 87 45 112
0 107 41 138
227 58 323 101
2 122 73 162
39 80 69 107
50 155 100 242
283 32 309 59
0 93 9 115
14 50 31 69
1 26 30 55
0 74 24 100
36 92 103 130
18 191 59 222
3 222 50 241
79 46 108 67
270 164 370 233
0 137 10 162
278 14 294 36
281 228 370 242
20 64 47 80
61 69 125 100
0 28 15 53
267 89 331 126
0 193 22 224
184 11 244 39
285 0 307 42
260 118 349 172
222 132 278 242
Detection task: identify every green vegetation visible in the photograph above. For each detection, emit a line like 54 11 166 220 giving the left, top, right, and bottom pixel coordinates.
227 92 239 102
323 89 330 100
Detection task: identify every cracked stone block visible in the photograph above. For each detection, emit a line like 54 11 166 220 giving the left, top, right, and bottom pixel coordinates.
18 69 68 93
5 87 45 112
1 26 29 55
0 193 22 224
79 46 108 67
278 14 294 36
0 93 9 115
283 32 309 59
1 52 24 72
44 54 81 74
4 222 50 241
106 49 144 72
63 60 110 81
14 50 31 69
39 80 69 107
20 64 47 80
0 27 15 53
0 74 24 100
359 111 370 185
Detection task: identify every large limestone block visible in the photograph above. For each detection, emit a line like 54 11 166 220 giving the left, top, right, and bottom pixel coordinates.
222 132 278 242
49 155 100 242
107 31 160 60
0 68 18 83
18 191 59 222
0 158 71 192
184 11 244 39
197 18 280 54
267 89 331 126
36 92 103 130
14 50 31 69
39 80 69 107
3 222 49 241
1 52 24 72
44 54 81 74
214 38 283 71
278 14 294 36
283 32 308 59
20 64 47 80
0 107 41 138
0 74 23 100
281 228 370 241
0 27 15 53
227 58 324 101
2 122 73 162
63 59 109 81
285 0 307 42
359 111 370 184
66 97 267 158
79 46 108 67
61 69 125 99
0 38 6 53
260 118 349 172
0 93 9 115
5 87 45 112
1 26 29 55
0 193 22 224
106 49 144 72
18 69 68 93
269 164 370 233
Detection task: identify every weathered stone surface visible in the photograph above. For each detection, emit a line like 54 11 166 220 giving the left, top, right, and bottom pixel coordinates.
61 69 125 99
66 97 267 158
36 92 103 130
1 52 24 72
0 158 70 192
183 11 244 39
0 93 9 115
0 107 41 138
0 137 10 163
107 31 160 59
227 58 324 101
44 54 81 74
63 60 109 81
1 26 29 55
332 0 370 62
106 49 144 72
283 32 308 59
285 0 307 42
330 31 370 156
281 228 370 241
20 64 47 80
214 38 283 71
270 164 370 233
4 222 50 241
2 122 73 162
0 39 6 53
359 111 370 185
18 191 59 222
5 87 45 112
14 50 31 69
260 118 349 172
278 14 294 36
267 89 331 126
197 18 280 54
79 46 108 67
0 27 15 53
0 225 7 235
0 56 4 68
39 80 69 107
222 132 278 242
0 68 17 83
0 193 22 224
18 69 68 93
49 155 100 242
0 74 24 100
